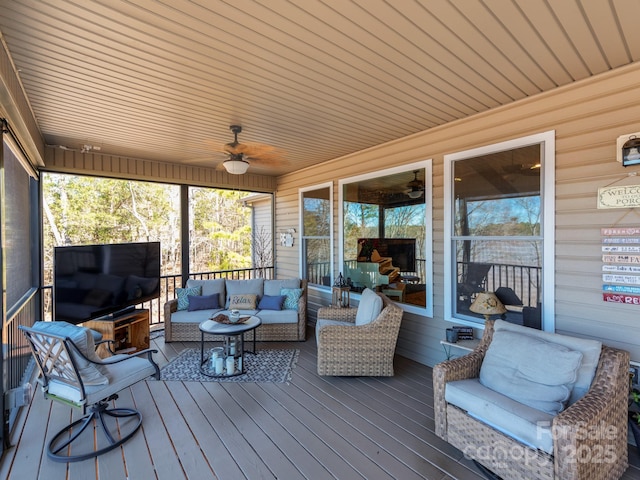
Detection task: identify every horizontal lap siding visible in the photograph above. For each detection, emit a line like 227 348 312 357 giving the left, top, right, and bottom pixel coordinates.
276 62 640 366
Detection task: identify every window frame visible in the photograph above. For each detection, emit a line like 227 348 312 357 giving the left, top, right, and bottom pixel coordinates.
299 182 334 290
338 160 433 317
444 131 555 331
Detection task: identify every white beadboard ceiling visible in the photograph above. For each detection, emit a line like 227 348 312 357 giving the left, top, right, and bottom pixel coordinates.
1 0 639 176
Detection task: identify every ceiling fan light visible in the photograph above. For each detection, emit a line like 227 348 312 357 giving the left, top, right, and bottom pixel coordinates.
407 189 423 199
223 158 249 174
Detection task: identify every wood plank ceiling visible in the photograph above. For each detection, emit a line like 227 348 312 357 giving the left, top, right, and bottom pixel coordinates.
0 0 638 176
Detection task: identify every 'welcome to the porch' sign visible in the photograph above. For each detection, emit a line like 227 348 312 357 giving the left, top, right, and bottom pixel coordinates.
598 185 640 209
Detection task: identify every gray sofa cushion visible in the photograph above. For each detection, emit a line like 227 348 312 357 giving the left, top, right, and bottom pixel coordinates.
264 278 300 296
479 330 583 414
256 309 298 325
186 278 226 307
493 319 602 405
446 378 555 454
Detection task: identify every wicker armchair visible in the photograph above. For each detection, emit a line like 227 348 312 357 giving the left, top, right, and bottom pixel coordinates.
433 320 629 480
316 292 403 376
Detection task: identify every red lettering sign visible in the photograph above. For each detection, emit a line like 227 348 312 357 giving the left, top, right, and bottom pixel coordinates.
603 292 640 305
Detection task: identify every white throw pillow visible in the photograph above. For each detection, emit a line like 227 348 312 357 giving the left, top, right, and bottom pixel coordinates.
355 288 383 326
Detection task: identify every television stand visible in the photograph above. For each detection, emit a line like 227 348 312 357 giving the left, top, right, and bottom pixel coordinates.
83 309 150 359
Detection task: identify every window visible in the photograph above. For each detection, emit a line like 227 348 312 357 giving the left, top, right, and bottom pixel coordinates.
444 131 555 330
300 184 332 287
339 161 433 316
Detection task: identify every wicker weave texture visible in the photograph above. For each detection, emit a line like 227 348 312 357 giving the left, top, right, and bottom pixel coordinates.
163 280 307 342
433 320 629 480
316 293 403 377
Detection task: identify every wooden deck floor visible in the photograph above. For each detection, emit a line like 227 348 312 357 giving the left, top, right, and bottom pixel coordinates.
2 328 640 480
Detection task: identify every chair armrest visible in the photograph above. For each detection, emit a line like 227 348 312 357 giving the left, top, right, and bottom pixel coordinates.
552 345 629 480
100 348 161 379
164 299 178 341
432 346 487 440
317 306 357 322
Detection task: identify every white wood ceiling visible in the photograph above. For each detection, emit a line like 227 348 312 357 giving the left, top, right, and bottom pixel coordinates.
1 0 639 176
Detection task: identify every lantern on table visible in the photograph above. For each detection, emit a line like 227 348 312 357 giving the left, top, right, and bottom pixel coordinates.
332 273 350 308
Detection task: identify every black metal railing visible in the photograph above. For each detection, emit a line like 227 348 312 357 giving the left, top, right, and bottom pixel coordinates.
457 261 541 306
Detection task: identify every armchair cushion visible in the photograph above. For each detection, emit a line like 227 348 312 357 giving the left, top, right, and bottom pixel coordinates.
355 288 383 325
479 330 583 414
493 319 602 405
446 378 555 453
32 321 108 386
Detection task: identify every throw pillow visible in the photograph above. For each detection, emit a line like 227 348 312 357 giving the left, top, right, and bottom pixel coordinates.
187 293 220 312
355 288 383 325
225 278 264 308
176 286 202 311
281 288 303 310
258 294 286 310
229 293 258 310
479 330 583 415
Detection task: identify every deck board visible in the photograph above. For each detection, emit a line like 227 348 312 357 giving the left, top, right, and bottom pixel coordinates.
3 327 640 479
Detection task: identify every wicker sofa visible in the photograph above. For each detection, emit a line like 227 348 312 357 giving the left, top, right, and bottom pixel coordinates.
164 278 307 342
316 290 403 376
433 319 629 480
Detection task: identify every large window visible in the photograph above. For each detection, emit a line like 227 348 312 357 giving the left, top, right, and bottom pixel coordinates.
339 161 433 316
444 131 555 330
300 184 332 287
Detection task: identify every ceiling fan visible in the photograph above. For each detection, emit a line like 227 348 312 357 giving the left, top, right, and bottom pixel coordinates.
215 125 286 174
405 170 424 199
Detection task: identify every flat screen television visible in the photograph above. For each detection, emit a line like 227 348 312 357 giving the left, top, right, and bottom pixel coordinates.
54 241 161 324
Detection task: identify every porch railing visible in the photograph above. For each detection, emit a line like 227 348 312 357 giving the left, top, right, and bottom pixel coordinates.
457 261 541 306
41 266 275 327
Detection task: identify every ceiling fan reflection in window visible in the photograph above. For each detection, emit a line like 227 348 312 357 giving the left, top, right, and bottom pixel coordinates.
405 170 424 199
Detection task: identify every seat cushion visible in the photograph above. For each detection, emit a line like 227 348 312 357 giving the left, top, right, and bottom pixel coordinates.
480 330 583 414
171 308 223 323
446 378 555 454
355 288 383 326
256 309 298 325
493 319 602 405
315 318 353 344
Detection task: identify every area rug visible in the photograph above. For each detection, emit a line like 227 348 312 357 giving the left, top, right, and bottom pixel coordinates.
159 348 299 383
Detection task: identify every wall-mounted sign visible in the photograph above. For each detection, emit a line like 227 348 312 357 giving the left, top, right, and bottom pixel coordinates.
598 185 640 209
601 227 640 306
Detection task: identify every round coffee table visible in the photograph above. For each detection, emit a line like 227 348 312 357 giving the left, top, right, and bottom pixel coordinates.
199 315 261 377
